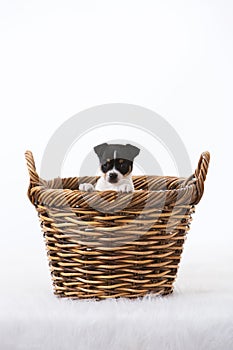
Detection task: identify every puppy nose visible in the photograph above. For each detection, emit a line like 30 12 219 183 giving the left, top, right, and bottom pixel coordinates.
109 172 117 180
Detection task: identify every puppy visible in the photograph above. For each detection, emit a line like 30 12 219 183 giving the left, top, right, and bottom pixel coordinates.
79 143 140 193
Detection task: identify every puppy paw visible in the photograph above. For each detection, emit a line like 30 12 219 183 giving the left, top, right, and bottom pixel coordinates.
118 184 133 193
79 183 95 192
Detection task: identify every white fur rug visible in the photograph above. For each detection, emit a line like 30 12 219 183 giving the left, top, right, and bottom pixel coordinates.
1 255 233 350
1 292 233 350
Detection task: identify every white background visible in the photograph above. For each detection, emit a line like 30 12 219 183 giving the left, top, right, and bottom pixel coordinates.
0 1 232 348
1 0 231 258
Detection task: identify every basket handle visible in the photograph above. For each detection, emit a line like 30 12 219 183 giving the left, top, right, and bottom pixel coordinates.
193 151 210 204
25 150 40 186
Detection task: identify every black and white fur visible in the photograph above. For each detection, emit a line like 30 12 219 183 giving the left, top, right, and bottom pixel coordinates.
79 143 140 193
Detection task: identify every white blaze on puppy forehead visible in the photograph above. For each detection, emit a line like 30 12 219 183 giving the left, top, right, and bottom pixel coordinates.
114 150 117 159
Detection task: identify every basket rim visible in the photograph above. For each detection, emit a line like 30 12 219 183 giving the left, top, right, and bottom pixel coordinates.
25 151 210 208
35 175 194 193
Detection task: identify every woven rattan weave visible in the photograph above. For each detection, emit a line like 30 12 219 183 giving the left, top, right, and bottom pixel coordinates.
25 151 210 299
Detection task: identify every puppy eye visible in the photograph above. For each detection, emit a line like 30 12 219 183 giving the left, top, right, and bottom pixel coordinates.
102 162 110 172
120 162 127 169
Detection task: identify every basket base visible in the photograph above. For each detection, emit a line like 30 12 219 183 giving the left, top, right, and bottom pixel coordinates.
53 287 174 300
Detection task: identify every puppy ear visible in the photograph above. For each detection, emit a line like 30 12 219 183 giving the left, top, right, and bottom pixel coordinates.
94 143 108 159
125 144 140 159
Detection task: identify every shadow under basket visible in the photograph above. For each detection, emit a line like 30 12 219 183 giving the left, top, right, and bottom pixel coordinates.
25 151 210 299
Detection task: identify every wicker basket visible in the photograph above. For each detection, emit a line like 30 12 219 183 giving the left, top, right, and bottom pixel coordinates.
25 150 210 299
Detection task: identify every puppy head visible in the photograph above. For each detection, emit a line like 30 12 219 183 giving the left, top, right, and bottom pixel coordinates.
94 143 140 184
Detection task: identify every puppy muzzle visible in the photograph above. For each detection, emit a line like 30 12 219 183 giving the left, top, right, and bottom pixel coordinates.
108 172 118 183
